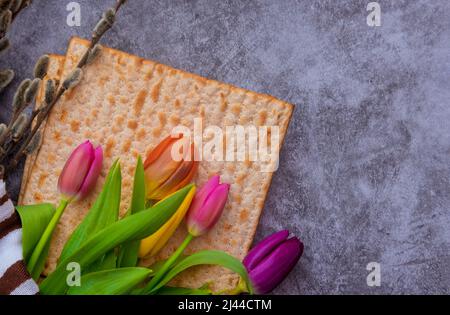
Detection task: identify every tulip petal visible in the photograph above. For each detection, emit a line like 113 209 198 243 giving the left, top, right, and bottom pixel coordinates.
139 186 196 257
58 141 94 200
145 136 197 200
249 237 303 294
187 183 230 236
174 158 198 192
150 159 197 200
144 134 182 167
189 175 220 213
78 146 103 199
243 230 289 272
169 140 198 191
145 148 182 196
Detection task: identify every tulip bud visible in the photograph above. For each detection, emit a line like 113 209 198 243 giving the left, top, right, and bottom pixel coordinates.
144 134 198 200
58 140 103 201
243 230 303 294
186 175 230 236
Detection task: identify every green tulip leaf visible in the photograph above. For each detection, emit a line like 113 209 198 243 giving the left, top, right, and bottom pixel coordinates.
40 184 194 295
16 203 56 262
67 267 152 295
59 160 121 269
149 250 253 295
87 249 117 273
27 199 69 280
117 156 146 267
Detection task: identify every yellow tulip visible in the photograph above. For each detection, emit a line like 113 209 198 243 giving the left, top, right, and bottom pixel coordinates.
139 185 196 258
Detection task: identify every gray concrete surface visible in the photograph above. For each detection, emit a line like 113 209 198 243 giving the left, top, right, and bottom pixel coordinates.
1 0 449 294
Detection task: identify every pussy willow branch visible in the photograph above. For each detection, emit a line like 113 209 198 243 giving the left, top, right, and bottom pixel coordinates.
0 0 36 148
0 88 31 152
0 0 33 40
6 0 127 171
76 0 126 68
0 91 51 162
10 0 32 22
0 1 33 97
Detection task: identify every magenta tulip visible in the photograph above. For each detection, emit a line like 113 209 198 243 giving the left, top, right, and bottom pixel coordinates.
143 175 230 293
28 141 102 279
58 140 103 201
243 230 303 294
186 175 230 236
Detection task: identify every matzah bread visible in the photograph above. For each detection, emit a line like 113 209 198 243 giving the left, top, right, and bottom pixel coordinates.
20 37 293 292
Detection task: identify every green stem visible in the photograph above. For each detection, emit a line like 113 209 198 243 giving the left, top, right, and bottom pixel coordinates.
27 199 69 278
144 233 194 293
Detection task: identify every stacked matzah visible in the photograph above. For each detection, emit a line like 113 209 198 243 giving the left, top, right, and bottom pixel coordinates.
19 37 293 292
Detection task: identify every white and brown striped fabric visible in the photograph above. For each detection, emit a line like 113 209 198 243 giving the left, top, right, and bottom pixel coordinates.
0 179 39 295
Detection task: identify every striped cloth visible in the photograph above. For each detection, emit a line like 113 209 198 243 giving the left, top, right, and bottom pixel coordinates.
0 179 39 295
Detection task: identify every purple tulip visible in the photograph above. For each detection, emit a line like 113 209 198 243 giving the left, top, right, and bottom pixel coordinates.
186 175 230 236
58 140 103 201
243 230 303 294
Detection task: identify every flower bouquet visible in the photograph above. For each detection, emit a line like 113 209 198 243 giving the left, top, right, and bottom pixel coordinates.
4 136 303 295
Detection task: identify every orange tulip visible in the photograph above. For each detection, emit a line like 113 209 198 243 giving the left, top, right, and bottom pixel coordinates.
144 134 198 200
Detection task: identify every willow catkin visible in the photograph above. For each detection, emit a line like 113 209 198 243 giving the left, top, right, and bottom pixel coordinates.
0 9 12 34
102 8 115 25
0 123 6 139
12 78 31 111
0 37 9 53
62 68 83 90
11 112 27 140
92 18 111 39
86 44 102 65
24 131 41 155
33 54 50 79
24 78 41 104
9 0 22 13
0 69 13 89
0 0 12 11
44 79 55 105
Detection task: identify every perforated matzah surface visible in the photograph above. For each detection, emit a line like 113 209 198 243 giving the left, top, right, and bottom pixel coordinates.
20 37 293 292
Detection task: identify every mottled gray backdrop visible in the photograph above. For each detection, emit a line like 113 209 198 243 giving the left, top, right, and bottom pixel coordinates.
0 0 449 294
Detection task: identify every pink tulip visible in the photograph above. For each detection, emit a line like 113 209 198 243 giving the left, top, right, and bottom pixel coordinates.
57 140 103 201
186 175 230 236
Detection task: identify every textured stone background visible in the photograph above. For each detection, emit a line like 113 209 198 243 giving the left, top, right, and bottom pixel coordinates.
1 0 449 294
